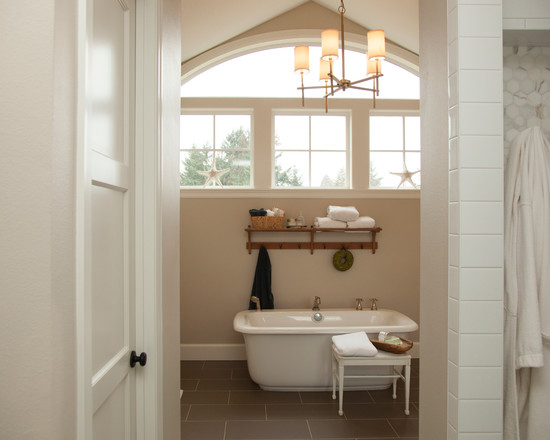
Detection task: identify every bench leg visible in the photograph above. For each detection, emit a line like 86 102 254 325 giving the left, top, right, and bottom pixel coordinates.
338 363 344 416
404 364 410 415
331 354 336 400
392 375 397 399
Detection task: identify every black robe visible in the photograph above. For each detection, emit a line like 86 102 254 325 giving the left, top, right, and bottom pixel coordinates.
248 245 274 309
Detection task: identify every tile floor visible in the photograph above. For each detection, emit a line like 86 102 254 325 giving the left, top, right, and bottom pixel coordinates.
181 359 419 440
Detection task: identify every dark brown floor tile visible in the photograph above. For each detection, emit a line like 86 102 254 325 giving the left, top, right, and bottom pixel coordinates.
225 420 310 439
203 360 248 369
309 419 396 439
343 402 418 419
232 367 252 379
267 403 342 420
181 360 205 370
299 391 341 404
181 391 229 404
230 390 301 404
188 404 266 421
388 418 419 438
367 387 419 404
182 368 232 380
181 421 225 440
180 379 198 391
197 378 260 391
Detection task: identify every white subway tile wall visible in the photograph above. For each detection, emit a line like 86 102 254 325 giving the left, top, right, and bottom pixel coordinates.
447 1 504 436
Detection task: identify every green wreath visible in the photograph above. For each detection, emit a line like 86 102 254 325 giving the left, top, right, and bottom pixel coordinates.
333 248 354 271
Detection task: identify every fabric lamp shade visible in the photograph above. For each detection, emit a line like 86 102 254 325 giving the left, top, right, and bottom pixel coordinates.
321 29 339 61
319 58 331 81
366 52 380 76
294 46 310 73
367 29 385 60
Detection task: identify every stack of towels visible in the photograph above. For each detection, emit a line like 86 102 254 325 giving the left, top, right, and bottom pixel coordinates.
332 331 378 357
314 205 376 229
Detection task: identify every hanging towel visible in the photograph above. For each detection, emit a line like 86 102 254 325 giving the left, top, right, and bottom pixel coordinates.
504 126 550 440
314 217 347 228
332 332 378 357
249 245 274 310
347 216 376 229
327 205 360 222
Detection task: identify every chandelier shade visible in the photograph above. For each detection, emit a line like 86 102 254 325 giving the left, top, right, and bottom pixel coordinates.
294 46 310 74
367 30 386 60
294 0 385 111
321 29 339 61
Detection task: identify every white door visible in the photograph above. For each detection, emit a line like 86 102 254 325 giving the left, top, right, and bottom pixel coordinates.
80 0 141 438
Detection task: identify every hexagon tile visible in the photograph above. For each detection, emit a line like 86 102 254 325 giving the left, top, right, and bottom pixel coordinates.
504 46 550 159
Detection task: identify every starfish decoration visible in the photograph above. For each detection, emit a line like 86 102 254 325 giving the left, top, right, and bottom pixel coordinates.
390 163 420 189
197 162 230 187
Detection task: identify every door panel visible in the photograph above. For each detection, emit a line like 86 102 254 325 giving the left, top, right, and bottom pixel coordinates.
86 0 136 438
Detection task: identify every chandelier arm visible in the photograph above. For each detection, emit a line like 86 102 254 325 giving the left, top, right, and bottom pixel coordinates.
348 85 377 92
298 85 337 91
328 73 344 87
349 74 383 86
324 85 344 97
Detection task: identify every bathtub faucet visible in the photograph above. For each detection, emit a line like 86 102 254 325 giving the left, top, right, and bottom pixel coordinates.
369 298 378 310
250 296 261 311
355 298 363 310
312 296 321 311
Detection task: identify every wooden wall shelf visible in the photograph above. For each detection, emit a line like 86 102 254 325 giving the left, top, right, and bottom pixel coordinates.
245 226 382 255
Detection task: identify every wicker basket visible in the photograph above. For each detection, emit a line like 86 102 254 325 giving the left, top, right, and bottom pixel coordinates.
250 216 285 229
370 336 414 354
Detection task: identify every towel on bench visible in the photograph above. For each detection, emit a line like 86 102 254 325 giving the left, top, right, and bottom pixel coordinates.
332 331 378 357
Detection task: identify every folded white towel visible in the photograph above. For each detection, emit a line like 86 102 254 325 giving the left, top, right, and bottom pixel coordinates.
327 205 360 222
332 331 378 357
347 216 376 229
314 217 347 228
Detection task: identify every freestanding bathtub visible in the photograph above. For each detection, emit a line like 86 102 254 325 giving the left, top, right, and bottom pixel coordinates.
233 308 418 391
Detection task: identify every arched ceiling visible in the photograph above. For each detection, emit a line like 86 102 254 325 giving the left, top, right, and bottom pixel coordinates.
181 0 419 64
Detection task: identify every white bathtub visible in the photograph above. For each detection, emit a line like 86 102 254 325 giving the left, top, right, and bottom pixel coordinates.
233 308 418 391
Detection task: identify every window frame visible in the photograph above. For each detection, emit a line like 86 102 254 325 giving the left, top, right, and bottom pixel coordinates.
179 109 254 189
271 109 351 189
368 109 421 190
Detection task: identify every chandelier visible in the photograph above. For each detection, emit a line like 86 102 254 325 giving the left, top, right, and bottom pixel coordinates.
294 0 385 111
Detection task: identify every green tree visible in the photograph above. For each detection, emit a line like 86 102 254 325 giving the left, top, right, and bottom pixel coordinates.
334 168 346 187
274 152 303 187
180 126 306 187
180 146 210 186
369 162 383 188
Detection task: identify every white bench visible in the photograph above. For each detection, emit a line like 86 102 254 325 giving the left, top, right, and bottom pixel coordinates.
331 345 411 416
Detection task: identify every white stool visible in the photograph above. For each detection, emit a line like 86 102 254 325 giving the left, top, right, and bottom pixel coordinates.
331 344 411 416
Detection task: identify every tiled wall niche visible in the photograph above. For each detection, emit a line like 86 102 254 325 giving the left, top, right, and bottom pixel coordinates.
503 46 550 158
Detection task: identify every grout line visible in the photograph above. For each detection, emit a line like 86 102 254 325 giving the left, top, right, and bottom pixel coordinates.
305 419 313 439
222 420 227 440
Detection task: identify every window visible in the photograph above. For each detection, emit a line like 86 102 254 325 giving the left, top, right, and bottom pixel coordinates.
369 113 421 189
273 113 349 188
179 113 252 187
181 47 419 100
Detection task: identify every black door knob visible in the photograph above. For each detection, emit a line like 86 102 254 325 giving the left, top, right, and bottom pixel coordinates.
130 350 147 368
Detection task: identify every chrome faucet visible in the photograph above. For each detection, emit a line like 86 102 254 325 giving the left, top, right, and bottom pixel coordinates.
369 298 378 310
250 296 261 311
355 298 363 310
312 296 321 311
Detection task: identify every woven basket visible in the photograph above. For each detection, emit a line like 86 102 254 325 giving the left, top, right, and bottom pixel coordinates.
250 216 285 229
370 336 413 354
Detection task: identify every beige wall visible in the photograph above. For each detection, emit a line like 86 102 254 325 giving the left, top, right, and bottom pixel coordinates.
180 197 420 346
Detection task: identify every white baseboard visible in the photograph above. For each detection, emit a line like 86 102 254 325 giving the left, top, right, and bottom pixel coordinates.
180 343 246 360
180 342 420 361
